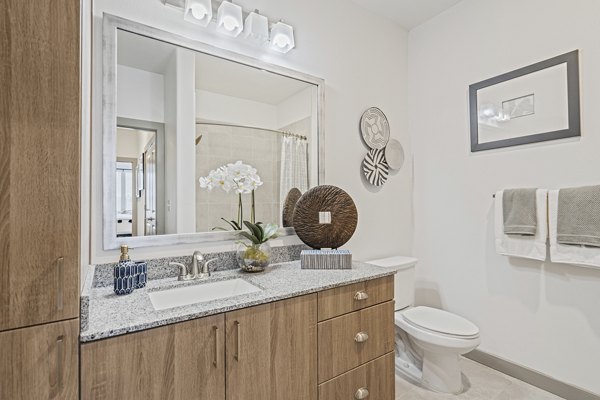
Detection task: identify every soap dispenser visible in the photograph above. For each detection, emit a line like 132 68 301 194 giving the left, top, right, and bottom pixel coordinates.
114 245 136 295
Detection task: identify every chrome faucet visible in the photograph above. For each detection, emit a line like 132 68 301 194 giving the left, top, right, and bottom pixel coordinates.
169 251 217 281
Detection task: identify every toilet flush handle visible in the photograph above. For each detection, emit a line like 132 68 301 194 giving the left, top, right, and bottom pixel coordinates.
354 291 369 301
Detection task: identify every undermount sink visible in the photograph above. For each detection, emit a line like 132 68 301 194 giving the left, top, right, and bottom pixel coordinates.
148 278 262 311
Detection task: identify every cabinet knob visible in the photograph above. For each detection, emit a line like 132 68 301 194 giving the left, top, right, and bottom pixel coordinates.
354 291 369 301
354 331 369 343
354 387 369 399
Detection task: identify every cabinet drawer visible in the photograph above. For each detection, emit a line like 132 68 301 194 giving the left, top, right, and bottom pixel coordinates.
318 276 393 321
318 352 394 400
318 301 394 383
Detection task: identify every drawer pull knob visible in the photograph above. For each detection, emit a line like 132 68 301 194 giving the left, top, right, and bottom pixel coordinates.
354 331 369 343
355 387 369 399
354 291 369 301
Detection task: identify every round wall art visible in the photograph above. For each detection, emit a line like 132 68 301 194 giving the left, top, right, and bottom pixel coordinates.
360 107 390 150
362 148 389 186
384 138 405 170
292 185 358 249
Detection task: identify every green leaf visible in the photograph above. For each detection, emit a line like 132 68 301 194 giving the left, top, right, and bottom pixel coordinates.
238 231 260 245
211 226 228 231
220 218 242 231
243 221 263 241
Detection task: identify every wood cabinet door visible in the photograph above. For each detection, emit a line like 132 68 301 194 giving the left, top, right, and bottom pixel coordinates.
0 0 80 331
0 319 79 400
81 314 225 400
225 294 318 400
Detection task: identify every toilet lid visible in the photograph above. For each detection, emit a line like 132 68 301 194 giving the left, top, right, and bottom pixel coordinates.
402 306 479 337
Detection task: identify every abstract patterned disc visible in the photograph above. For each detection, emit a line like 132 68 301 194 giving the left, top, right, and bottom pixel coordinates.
360 107 390 150
362 148 389 186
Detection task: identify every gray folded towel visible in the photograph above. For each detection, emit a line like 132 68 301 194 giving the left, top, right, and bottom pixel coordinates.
557 185 600 247
503 188 537 236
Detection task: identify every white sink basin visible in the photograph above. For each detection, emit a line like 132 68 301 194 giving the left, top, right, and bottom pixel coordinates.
148 278 262 311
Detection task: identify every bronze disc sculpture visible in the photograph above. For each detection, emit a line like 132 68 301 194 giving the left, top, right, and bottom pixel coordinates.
282 187 303 227
292 185 358 249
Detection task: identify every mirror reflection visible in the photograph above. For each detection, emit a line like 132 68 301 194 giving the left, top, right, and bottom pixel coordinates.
114 30 318 238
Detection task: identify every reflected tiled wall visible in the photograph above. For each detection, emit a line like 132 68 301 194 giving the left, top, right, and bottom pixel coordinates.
195 124 281 232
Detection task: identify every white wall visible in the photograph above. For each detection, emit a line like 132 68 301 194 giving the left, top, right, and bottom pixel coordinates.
409 0 600 394
116 65 165 122
87 0 411 265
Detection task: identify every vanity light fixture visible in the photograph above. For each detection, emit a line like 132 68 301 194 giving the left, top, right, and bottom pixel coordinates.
269 21 295 53
243 10 269 44
216 1 243 37
183 0 212 27
163 0 297 53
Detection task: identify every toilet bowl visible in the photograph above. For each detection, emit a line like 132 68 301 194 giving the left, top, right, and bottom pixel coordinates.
366 256 480 394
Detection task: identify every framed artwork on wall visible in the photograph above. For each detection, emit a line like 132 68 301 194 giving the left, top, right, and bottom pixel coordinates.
469 50 580 152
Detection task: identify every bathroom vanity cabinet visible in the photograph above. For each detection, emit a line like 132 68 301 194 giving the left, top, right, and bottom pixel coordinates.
80 276 395 400
81 295 317 400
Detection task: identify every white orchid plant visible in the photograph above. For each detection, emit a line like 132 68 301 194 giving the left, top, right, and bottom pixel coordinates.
199 161 263 230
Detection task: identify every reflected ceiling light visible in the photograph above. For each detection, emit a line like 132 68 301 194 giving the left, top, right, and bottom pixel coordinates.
184 0 212 27
243 10 269 44
217 1 243 37
270 21 295 53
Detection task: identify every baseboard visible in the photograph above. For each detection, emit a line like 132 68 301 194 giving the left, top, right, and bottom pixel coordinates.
465 350 600 400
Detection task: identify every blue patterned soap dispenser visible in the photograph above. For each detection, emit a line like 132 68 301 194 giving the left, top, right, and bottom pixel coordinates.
135 261 147 288
114 245 136 295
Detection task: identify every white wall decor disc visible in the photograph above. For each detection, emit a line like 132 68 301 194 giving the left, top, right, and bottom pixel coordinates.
385 138 405 170
362 148 389 186
360 107 390 150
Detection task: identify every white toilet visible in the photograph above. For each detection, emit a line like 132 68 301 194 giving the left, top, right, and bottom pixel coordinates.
366 256 480 394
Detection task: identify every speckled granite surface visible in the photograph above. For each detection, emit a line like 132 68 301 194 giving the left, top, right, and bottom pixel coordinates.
91 244 309 287
80 260 399 343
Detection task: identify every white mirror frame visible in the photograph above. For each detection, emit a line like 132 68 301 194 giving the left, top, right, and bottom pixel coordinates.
102 14 325 250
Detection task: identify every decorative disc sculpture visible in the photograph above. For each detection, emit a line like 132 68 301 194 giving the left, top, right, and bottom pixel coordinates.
360 107 390 150
293 185 358 249
282 187 302 228
384 138 405 170
362 148 389 186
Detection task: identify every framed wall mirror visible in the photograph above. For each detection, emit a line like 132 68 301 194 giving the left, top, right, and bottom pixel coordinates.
102 15 324 250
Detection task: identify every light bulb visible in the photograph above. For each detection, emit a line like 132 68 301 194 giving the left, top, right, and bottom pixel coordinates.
190 3 208 20
222 16 238 31
273 34 289 48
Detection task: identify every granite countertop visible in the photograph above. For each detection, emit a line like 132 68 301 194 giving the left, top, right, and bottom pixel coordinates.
80 260 399 343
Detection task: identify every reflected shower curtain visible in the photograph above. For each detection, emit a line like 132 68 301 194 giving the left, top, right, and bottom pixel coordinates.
280 136 308 223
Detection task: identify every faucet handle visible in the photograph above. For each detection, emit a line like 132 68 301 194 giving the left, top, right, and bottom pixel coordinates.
203 258 218 275
169 262 188 280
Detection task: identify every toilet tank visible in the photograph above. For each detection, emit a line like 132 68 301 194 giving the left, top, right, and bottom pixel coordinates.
365 256 417 311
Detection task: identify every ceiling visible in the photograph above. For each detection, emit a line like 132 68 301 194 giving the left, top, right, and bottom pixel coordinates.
350 0 462 30
117 29 312 106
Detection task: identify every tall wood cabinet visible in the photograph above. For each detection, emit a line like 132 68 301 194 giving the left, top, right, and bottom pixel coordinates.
0 0 81 398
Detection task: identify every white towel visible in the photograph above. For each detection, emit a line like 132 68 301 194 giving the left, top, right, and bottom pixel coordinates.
495 189 548 261
549 190 600 268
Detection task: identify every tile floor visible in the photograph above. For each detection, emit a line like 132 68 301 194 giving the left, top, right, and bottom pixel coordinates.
395 358 565 399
